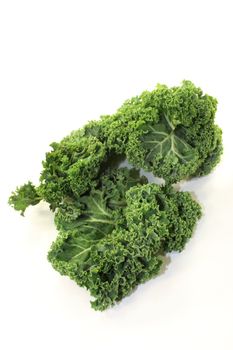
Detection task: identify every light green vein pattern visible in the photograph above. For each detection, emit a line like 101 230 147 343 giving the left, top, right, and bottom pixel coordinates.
141 113 195 163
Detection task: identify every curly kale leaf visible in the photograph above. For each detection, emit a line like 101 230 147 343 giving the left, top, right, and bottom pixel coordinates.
9 81 219 311
162 188 202 252
8 182 41 215
99 81 222 183
48 226 163 311
48 171 202 311
125 183 202 252
96 167 147 210
38 135 107 209
55 167 147 232
55 190 116 236
9 81 223 216
87 227 163 311
141 113 197 164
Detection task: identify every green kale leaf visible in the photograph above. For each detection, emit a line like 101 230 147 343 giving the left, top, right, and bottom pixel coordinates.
9 81 221 311
8 182 41 215
48 169 201 310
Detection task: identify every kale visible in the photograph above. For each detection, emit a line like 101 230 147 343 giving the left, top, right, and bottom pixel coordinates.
48 169 201 310
100 81 222 183
9 81 222 310
8 182 41 215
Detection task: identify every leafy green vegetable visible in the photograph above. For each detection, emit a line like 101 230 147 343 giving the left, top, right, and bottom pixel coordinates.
9 81 222 311
54 168 147 234
9 81 222 214
8 182 41 215
48 172 201 310
38 135 107 209
49 227 163 311
141 114 196 164
100 81 222 183
125 183 202 253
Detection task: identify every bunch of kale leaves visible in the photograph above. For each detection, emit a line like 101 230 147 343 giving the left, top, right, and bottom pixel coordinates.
9 81 222 310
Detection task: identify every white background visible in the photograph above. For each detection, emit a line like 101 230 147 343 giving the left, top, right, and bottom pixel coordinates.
0 1 233 349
